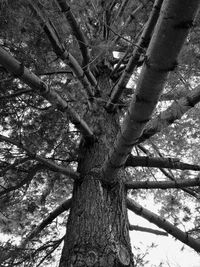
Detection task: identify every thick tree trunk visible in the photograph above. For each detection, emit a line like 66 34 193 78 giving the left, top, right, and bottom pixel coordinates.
59 71 133 266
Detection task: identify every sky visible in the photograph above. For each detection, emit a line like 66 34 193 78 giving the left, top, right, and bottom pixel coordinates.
128 205 200 266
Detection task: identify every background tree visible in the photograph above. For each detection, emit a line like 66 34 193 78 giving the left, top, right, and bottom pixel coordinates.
0 0 200 266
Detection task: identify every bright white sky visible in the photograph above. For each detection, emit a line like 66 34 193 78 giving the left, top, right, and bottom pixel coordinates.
129 212 200 267
128 195 200 267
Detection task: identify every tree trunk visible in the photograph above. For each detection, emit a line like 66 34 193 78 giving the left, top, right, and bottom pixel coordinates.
59 70 133 266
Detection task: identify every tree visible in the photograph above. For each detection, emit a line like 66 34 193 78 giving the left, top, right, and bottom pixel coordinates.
0 0 200 266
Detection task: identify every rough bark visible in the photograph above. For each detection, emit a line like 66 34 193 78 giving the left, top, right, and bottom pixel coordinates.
103 0 200 181
59 72 134 267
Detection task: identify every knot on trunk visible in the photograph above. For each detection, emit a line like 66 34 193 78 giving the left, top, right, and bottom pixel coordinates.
116 244 131 266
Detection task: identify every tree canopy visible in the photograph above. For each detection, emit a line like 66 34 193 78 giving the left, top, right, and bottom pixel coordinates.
0 0 200 266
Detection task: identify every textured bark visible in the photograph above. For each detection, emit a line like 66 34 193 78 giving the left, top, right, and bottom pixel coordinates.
59 73 133 267
103 0 200 181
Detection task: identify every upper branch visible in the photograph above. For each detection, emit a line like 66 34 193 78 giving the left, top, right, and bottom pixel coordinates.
106 0 164 111
127 197 200 253
0 46 94 139
138 84 200 144
103 0 200 181
28 1 94 99
0 134 79 180
125 154 200 171
55 0 97 89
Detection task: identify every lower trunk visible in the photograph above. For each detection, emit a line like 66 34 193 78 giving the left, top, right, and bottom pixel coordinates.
59 171 133 267
59 71 133 266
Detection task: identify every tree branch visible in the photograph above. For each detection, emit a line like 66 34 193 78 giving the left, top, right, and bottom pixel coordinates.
137 144 198 198
0 46 94 139
114 3 144 44
126 177 200 190
129 224 168 236
103 0 199 181
107 0 164 111
127 198 200 253
0 134 79 180
20 198 72 248
0 164 44 197
125 154 200 171
56 0 98 89
28 1 94 99
138 84 200 143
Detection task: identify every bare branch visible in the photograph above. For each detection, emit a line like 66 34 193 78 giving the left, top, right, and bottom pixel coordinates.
0 46 94 139
137 144 198 198
126 177 200 190
138 84 200 143
20 198 72 248
107 0 164 111
103 0 199 181
28 1 94 99
56 0 97 88
127 198 200 253
125 154 200 171
0 134 79 180
129 224 168 236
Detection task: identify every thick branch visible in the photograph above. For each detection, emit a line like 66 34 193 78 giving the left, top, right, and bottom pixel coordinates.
107 0 164 110
126 177 200 190
0 46 94 139
20 198 72 248
29 1 94 98
139 84 200 143
55 0 97 88
127 198 200 253
125 154 200 171
103 0 199 181
0 134 79 180
129 224 168 236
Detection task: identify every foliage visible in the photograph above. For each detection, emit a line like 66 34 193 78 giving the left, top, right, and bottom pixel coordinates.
0 0 200 266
